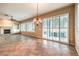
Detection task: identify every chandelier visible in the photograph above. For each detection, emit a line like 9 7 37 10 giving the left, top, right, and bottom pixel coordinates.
33 3 42 26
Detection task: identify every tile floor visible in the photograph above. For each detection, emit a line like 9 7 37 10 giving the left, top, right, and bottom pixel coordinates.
0 34 78 56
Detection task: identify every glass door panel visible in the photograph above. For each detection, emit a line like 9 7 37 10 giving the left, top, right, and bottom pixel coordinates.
46 19 49 39
53 17 59 41
42 19 48 39
60 14 69 43
48 18 53 40
42 13 69 44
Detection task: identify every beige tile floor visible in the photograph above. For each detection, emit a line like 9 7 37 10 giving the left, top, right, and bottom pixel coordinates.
0 34 78 56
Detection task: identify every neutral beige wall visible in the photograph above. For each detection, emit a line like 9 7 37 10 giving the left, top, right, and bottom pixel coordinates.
0 19 19 27
21 4 75 46
0 19 13 27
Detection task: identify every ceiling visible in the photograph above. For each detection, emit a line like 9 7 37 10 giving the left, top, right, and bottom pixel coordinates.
0 3 72 21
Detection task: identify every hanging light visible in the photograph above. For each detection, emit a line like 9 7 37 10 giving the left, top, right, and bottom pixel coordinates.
33 3 42 26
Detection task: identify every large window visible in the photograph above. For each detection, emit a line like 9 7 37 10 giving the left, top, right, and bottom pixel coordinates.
60 14 69 43
42 13 69 44
21 23 26 31
11 23 20 33
26 22 35 32
21 22 35 32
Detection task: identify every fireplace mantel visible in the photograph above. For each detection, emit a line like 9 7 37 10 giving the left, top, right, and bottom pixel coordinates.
0 26 12 34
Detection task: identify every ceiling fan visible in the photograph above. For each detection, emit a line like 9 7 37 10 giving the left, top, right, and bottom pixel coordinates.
0 13 16 21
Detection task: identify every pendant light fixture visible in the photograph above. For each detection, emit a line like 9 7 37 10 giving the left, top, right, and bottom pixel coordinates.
33 3 42 26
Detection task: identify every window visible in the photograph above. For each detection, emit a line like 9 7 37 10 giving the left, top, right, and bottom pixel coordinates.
42 13 69 43
42 18 48 39
60 14 69 43
21 23 26 31
26 22 35 32
54 32 57 37
12 23 20 33
21 22 35 32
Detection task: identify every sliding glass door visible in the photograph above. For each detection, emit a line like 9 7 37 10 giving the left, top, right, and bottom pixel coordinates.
42 18 54 40
42 18 48 39
49 18 53 40
53 17 60 41
42 13 69 44
60 14 69 43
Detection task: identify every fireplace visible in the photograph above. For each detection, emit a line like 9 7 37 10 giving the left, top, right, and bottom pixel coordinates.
4 29 10 34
